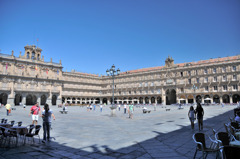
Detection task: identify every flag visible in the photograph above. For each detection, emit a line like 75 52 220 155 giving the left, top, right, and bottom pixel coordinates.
6 63 8 70
46 69 48 74
35 65 38 70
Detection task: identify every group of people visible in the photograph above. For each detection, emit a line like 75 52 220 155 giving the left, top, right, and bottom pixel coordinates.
29 102 56 143
188 103 204 131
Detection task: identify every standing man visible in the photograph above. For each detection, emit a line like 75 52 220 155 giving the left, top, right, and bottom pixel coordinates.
29 102 41 125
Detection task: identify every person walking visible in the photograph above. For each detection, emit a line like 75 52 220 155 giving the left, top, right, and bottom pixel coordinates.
29 102 41 125
42 103 55 143
118 104 121 111
100 104 103 112
195 103 204 131
188 106 195 130
124 104 127 114
5 103 11 116
129 104 134 119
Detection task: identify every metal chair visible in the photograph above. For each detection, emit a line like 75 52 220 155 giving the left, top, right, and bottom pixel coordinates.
0 126 18 148
24 125 41 144
219 146 240 159
193 133 219 159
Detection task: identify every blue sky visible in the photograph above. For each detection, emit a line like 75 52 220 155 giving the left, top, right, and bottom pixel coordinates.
0 0 240 75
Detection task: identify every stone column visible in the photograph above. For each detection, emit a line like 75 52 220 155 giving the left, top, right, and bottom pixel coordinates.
37 95 41 105
149 97 151 104
220 96 223 103
143 97 145 104
155 97 157 104
56 95 61 106
107 98 110 105
230 95 233 104
100 98 103 104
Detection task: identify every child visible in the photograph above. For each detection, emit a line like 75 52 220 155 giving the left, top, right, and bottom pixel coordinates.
188 106 195 129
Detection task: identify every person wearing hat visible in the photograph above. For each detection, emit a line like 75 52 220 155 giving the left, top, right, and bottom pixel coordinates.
5 104 11 116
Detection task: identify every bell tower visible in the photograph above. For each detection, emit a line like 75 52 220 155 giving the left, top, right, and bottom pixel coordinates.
165 56 174 67
24 45 42 60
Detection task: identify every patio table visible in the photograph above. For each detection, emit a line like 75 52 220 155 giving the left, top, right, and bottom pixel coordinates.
230 140 240 148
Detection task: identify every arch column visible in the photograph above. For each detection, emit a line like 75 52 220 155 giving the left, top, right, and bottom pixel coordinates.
149 97 151 104
155 97 157 104
100 98 103 104
220 96 223 103
143 97 145 104
107 98 110 105
22 94 26 105
185 95 188 104
230 94 233 104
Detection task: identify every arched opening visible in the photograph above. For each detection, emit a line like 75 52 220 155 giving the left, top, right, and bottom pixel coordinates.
41 94 47 105
188 95 194 104
196 95 202 103
91 98 94 104
62 97 65 104
67 97 71 104
102 98 107 104
72 97 76 104
133 97 138 104
14 94 22 105
52 95 57 105
27 52 30 59
87 98 89 104
95 98 100 104
26 94 37 105
37 54 40 60
77 98 80 104
114 98 117 104
123 97 127 104
213 95 220 104
0 93 8 105
145 97 149 104
151 97 155 104
166 89 176 105
128 97 132 104
157 96 162 104
31 52 35 59
204 95 211 104
233 94 240 103
139 97 143 104
179 95 186 104
222 94 230 104
82 98 85 104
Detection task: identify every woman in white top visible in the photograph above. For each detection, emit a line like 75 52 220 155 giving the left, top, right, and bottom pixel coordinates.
188 106 195 130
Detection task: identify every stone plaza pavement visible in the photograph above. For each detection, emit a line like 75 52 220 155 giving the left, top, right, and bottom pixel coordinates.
0 104 237 159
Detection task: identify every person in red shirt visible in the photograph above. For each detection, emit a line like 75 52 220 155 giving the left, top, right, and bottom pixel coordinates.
29 102 41 125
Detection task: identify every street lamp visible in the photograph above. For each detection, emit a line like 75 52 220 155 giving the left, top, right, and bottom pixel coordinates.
106 64 120 109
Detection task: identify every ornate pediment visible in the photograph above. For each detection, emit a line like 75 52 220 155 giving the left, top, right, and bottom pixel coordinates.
1 77 8 83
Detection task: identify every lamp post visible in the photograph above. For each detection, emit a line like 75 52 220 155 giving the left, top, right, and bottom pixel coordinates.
106 65 120 114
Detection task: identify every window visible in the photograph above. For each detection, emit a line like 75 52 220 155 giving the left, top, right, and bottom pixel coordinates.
233 85 238 90
151 90 154 94
214 86 218 91
119 91 121 95
232 66 236 71
188 71 191 76
139 83 142 87
37 54 40 60
151 82 154 86
196 70 198 75
181 72 183 77
134 91 136 94
214 76 217 82
145 90 148 94
129 91 131 94
223 85 228 91
204 69 208 74
196 78 199 83
205 77 208 82
145 82 148 87
213 68 216 73
188 79 191 84
181 88 184 93
223 76 226 81
233 84 238 91
158 89 161 94
233 75 237 80
205 86 209 91
27 52 30 59
140 90 142 94
222 67 226 72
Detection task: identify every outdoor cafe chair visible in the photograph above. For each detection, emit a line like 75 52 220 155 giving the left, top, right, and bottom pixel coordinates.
17 121 22 127
192 133 219 159
24 125 41 144
224 123 229 134
230 122 240 131
0 126 18 148
219 146 240 159
215 132 236 147
3 119 8 124
8 120 15 127
0 118 5 123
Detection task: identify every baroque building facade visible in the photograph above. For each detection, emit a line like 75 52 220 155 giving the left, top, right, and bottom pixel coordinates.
0 45 240 106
